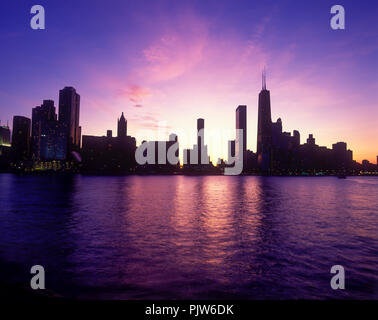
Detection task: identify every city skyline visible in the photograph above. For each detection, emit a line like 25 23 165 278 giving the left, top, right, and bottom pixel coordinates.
2 78 377 175
2 75 377 169
1 1 377 163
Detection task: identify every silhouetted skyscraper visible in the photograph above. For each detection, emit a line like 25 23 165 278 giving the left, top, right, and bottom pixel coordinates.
117 112 127 138
332 142 347 171
257 70 272 172
236 105 247 167
293 130 300 147
0 124 11 147
32 100 57 158
12 116 31 161
58 87 80 152
197 118 204 164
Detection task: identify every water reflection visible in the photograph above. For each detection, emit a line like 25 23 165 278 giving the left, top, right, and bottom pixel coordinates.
0 175 377 299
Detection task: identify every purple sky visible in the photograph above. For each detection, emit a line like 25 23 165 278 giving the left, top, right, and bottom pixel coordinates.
1 0 377 162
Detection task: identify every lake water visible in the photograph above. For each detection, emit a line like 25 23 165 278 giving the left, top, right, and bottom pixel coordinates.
0 174 377 299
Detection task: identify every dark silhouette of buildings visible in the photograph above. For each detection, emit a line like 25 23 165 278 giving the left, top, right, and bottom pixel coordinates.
228 105 257 174
82 113 136 173
361 159 377 173
197 118 205 165
0 124 11 147
181 118 222 174
59 87 81 154
31 100 56 157
11 116 31 163
136 133 180 173
31 100 67 161
270 118 301 173
257 70 273 172
236 105 247 167
117 112 127 138
251 71 368 175
0 124 11 170
0 79 377 175
182 118 215 173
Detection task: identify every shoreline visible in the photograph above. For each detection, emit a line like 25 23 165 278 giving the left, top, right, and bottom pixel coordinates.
0 171 377 177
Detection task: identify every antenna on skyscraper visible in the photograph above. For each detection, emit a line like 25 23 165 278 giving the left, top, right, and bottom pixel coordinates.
262 67 267 90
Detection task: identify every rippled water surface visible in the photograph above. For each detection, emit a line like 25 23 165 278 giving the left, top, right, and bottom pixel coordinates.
0 174 377 299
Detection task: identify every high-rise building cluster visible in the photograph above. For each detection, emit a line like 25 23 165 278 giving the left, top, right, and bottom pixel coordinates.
225 72 377 175
0 79 377 175
0 87 83 171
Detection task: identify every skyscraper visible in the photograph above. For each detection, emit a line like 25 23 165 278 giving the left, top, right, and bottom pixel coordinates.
332 142 347 171
293 130 300 147
31 100 57 158
197 118 204 164
236 105 247 168
58 87 80 152
257 70 272 172
117 112 127 138
0 124 11 147
11 116 31 161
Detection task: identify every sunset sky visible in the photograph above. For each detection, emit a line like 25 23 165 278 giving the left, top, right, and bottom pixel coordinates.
1 0 377 163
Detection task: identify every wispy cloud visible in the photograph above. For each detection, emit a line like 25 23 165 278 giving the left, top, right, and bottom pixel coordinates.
119 84 152 103
137 11 209 83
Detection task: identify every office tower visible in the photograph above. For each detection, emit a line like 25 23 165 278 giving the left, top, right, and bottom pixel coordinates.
31 100 57 158
346 149 353 170
236 105 247 167
117 112 127 138
332 142 347 171
293 130 300 147
11 116 31 161
183 119 209 167
107 130 112 138
197 118 204 164
0 124 11 147
58 86 80 152
183 149 191 166
257 69 272 172
32 100 67 161
40 121 67 160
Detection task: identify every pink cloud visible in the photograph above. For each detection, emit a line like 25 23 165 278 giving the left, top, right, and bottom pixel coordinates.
140 34 207 82
119 84 151 103
137 12 210 83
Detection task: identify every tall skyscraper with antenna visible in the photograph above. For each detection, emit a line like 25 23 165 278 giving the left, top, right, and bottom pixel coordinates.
257 69 272 172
